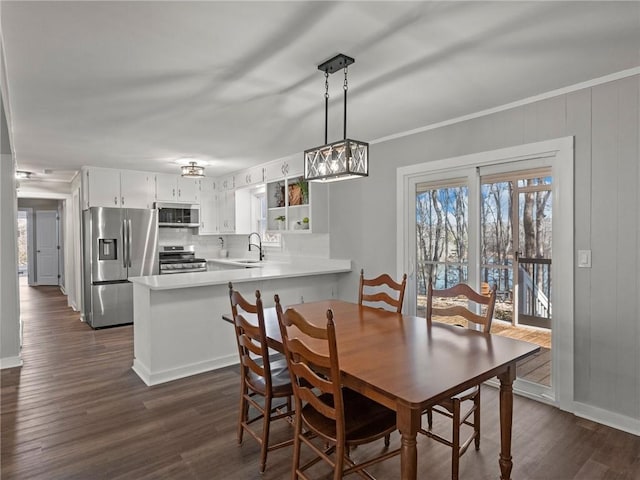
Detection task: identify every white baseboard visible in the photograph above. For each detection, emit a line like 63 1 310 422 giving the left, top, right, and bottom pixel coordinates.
1 356 23 369
573 401 640 436
132 354 238 386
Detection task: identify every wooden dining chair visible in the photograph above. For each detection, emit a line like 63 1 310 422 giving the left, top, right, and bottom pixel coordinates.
275 295 400 480
420 277 497 480
228 282 294 473
358 268 408 313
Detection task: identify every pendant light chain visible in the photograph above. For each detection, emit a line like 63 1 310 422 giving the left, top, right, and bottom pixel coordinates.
324 71 329 145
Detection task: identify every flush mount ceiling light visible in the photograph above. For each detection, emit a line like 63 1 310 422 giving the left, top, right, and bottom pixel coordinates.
304 53 368 183
15 170 32 179
180 161 205 178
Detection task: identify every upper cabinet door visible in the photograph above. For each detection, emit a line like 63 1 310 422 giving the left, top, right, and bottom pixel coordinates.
121 171 154 209
156 173 178 201
264 159 303 182
199 177 216 195
236 166 264 187
177 177 199 202
287 159 304 178
84 167 121 208
156 174 200 203
219 175 235 191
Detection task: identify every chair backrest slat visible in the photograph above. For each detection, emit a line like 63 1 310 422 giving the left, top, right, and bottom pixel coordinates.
427 278 497 332
358 269 408 313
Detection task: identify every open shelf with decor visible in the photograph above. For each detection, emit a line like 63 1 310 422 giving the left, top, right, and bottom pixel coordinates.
265 174 326 233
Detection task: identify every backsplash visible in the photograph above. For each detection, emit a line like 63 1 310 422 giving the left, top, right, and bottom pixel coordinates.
158 228 330 261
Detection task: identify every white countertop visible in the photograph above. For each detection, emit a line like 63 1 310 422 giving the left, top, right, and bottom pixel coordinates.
129 258 352 291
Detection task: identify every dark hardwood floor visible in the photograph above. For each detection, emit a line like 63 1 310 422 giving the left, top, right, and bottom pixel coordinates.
2 284 639 479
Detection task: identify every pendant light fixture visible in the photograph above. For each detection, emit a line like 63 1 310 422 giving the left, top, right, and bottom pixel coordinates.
304 53 368 182
181 161 205 178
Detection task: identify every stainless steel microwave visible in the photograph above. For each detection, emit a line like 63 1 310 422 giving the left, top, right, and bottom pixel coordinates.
155 202 200 227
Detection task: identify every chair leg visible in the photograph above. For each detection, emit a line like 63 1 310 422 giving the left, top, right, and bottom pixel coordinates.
334 443 345 480
474 389 481 451
452 399 460 480
291 411 302 480
237 383 248 444
259 395 272 473
384 433 390 447
427 407 433 430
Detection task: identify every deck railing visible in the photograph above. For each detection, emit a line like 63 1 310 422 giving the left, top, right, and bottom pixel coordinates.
517 258 551 328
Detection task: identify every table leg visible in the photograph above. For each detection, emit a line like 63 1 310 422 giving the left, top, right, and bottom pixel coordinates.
397 404 421 480
498 364 516 480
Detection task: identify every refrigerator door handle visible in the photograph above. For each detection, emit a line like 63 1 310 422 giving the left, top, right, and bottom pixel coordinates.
122 219 127 269
128 218 133 267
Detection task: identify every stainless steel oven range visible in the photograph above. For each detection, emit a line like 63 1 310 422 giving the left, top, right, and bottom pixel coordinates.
159 245 207 274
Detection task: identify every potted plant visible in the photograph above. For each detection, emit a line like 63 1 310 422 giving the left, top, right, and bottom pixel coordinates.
297 180 309 204
275 215 286 230
296 217 310 230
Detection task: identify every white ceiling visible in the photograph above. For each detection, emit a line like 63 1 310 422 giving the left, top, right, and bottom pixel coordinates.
1 1 639 187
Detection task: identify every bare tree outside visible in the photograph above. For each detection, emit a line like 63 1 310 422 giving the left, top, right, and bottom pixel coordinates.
416 184 468 315
416 173 551 325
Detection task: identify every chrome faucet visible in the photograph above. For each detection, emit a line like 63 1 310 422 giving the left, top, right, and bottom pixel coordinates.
248 232 264 261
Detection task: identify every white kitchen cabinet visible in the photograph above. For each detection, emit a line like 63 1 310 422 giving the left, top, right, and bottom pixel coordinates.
82 167 153 209
233 187 255 235
155 174 200 203
178 176 200 202
235 166 264 188
218 190 236 233
218 175 235 191
155 174 178 202
120 170 155 208
198 178 219 234
263 158 303 182
199 177 259 235
211 175 235 233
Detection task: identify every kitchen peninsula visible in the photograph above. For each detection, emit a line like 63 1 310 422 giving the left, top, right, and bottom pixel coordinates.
129 258 351 386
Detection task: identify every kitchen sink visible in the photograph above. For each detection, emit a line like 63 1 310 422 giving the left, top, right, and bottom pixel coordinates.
208 258 264 269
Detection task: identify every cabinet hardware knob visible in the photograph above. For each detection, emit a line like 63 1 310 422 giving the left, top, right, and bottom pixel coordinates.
114 196 118 205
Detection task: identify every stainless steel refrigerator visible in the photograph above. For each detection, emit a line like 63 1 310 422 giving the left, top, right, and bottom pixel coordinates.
83 207 158 328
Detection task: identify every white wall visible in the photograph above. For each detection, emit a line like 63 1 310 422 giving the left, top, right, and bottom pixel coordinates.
329 75 640 433
0 154 22 368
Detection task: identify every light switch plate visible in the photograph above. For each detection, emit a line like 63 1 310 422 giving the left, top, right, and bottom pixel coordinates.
578 249 591 268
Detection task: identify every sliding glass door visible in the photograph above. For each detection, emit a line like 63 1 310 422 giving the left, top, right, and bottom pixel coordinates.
410 164 556 397
399 138 574 408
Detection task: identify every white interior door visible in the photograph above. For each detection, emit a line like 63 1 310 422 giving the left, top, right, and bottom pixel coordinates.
35 210 59 285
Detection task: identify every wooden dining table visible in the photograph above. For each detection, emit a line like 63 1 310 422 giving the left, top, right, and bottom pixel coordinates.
225 299 540 480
